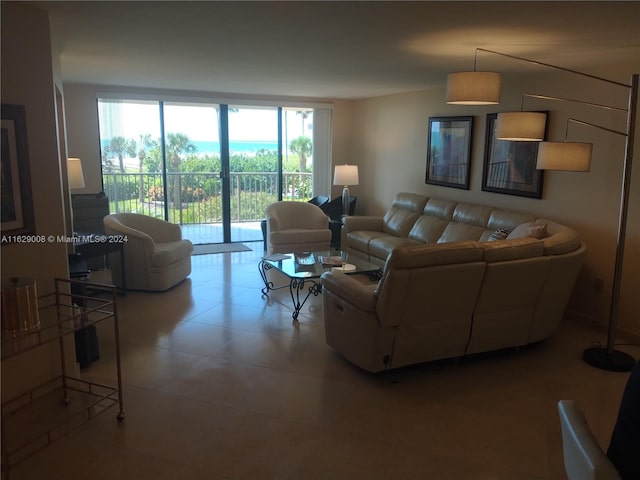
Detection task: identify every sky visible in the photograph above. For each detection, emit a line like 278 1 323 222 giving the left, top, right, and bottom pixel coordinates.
99 100 311 143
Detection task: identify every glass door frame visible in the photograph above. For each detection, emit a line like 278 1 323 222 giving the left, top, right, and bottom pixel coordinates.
219 105 284 244
98 96 320 245
219 104 231 243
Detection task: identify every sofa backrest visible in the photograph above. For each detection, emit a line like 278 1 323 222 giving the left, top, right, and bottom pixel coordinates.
407 198 455 243
374 241 486 364
483 210 536 238
383 193 581 257
382 192 428 237
376 241 484 325
266 201 329 230
469 240 551 354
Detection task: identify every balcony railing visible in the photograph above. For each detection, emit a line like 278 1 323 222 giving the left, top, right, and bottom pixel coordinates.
102 172 312 225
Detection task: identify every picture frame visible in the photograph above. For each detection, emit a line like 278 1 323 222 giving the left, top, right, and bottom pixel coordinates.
481 112 546 198
426 116 473 190
1 104 35 237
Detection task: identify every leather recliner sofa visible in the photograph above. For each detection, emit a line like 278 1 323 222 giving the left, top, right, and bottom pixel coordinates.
322 192 586 372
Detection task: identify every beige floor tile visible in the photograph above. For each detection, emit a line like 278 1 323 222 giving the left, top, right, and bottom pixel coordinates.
5 244 638 480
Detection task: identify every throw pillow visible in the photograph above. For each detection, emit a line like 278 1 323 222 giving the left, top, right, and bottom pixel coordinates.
507 221 547 240
487 228 510 241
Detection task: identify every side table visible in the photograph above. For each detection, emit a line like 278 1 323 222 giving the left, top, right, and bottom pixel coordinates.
329 219 342 249
73 234 127 294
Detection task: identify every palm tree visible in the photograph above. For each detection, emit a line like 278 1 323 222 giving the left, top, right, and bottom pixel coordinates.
290 136 312 173
296 109 311 133
108 136 137 173
166 132 197 210
137 134 157 203
101 145 115 173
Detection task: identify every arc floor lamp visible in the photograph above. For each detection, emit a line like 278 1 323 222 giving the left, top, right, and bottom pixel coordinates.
447 48 638 372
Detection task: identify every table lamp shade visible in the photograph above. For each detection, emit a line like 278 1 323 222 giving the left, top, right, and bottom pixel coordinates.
496 112 547 141
446 72 501 105
536 142 592 172
333 164 359 186
68 157 86 189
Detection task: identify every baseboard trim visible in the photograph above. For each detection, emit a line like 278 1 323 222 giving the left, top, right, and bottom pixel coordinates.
566 310 640 347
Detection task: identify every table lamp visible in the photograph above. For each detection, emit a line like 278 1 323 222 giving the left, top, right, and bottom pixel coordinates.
333 164 358 216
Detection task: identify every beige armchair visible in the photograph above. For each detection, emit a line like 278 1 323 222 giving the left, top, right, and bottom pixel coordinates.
265 201 331 254
103 213 193 291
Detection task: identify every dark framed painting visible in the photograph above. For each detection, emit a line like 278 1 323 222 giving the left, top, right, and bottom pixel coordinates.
1 104 35 237
482 112 546 198
426 116 473 190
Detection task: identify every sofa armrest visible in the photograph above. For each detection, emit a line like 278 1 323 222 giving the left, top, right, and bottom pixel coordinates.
343 215 384 233
321 271 378 312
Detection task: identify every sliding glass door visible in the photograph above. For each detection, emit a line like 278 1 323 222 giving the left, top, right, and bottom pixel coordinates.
227 106 279 243
98 98 321 246
282 108 314 201
98 99 163 218
163 102 222 243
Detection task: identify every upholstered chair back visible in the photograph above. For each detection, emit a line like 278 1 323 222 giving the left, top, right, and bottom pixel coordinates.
265 201 331 254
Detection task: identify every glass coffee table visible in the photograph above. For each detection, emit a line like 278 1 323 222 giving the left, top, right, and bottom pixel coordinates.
259 250 381 322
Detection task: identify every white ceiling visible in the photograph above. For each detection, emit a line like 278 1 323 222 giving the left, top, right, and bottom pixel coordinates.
35 1 640 100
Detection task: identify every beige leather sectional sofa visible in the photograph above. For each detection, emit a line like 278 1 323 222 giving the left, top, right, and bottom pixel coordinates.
322 192 586 372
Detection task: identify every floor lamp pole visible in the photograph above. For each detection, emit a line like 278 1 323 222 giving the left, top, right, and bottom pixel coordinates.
583 73 638 372
454 50 638 370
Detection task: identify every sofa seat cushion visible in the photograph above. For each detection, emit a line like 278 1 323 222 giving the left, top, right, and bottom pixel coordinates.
152 240 194 267
270 228 331 247
347 230 389 254
369 236 421 260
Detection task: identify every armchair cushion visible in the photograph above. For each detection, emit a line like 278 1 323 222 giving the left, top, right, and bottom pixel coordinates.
152 240 195 267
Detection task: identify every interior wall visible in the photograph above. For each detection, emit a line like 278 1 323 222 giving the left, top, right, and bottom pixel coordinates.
329 99 355 203
1 2 71 399
349 63 640 338
63 84 103 193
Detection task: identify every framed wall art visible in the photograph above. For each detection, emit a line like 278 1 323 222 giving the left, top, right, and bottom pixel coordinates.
426 116 473 189
1 104 35 237
482 112 547 198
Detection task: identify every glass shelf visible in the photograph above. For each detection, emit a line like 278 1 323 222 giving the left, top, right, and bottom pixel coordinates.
1 278 125 478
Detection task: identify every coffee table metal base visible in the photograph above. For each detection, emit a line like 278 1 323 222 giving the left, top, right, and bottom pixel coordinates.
259 260 322 323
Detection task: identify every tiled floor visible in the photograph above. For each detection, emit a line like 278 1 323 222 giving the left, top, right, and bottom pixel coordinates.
8 244 638 480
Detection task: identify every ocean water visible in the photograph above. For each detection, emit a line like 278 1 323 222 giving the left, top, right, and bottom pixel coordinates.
101 139 279 156
193 140 278 154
